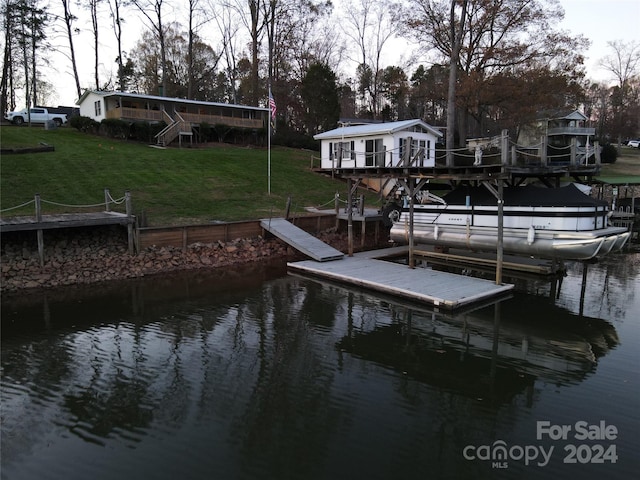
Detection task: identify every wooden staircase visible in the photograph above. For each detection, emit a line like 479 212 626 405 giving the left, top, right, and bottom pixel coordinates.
155 111 192 146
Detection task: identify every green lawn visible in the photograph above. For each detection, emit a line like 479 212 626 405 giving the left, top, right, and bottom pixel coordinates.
2 126 638 226
1 126 357 226
601 146 640 177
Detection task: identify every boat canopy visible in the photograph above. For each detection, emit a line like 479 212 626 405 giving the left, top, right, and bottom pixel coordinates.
442 184 608 208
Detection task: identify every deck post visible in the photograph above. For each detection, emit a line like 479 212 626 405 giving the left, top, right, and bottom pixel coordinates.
409 182 415 268
335 192 340 229
285 196 292 220
579 262 588 316
125 190 134 255
570 137 577 166
594 141 601 164
347 179 353 257
104 188 111 212
540 136 547 166
35 193 44 266
496 182 504 284
501 129 509 165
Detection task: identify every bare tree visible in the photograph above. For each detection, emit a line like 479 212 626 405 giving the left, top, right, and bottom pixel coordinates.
60 0 82 99
210 1 241 102
342 0 398 118
107 0 126 90
85 0 100 91
1 0 17 114
186 0 213 98
131 0 169 96
402 0 589 152
600 40 640 145
247 0 264 106
11 0 48 112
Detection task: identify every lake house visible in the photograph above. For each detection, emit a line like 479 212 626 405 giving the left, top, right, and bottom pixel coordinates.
77 91 269 146
517 109 596 163
314 119 443 170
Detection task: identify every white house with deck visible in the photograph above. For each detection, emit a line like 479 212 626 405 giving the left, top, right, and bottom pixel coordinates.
76 90 268 146
314 119 442 170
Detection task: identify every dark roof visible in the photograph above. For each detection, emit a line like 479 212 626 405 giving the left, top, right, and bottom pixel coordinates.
443 184 607 207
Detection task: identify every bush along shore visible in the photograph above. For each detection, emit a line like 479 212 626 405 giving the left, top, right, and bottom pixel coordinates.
0 226 385 293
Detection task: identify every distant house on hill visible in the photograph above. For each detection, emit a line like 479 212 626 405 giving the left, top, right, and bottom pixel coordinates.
77 90 269 146
313 119 442 170
517 109 596 163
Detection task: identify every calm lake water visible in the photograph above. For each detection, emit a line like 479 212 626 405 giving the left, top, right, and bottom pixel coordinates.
1 252 639 480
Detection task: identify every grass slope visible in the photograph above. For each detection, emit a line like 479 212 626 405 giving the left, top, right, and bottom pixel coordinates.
2 126 638 226
1 126 353 226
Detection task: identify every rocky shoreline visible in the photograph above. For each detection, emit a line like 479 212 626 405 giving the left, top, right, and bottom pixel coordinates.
0 226 385 293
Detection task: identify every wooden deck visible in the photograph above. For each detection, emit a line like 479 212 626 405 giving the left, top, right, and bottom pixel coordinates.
1 211 136 262
260 218 344 262
288 247 514 310
0 211 134 232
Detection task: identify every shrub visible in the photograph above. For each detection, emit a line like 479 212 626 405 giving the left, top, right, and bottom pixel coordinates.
100 118 130 139
271 125 317 150
199 122 213 142
69 115 99 134
600 143 618 164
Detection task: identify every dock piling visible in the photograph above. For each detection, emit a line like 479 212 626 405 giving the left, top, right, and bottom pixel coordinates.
125 190 134 255
35 193 44 266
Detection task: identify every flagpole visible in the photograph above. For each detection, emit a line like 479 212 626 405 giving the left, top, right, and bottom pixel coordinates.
268 99 271 195
268 84 272 195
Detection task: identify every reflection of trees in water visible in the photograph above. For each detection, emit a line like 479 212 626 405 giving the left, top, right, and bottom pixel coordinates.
0 264 626 477
231 278 343 479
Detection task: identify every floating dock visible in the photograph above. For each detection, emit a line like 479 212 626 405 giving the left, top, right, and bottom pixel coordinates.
288 247 514 311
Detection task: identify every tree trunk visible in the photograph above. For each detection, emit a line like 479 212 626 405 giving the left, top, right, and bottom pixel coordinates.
249 0 260 106
61 0 82 100
90 0 99 90
445 0 468 166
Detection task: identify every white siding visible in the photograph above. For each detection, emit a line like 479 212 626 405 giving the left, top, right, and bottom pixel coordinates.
319 130 437 169
78 93 106 122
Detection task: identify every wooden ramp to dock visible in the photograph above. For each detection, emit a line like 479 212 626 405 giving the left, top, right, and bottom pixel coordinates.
260 218 344 262
288 247 514 310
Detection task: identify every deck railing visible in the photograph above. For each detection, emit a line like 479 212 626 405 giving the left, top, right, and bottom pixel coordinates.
106 106 263 130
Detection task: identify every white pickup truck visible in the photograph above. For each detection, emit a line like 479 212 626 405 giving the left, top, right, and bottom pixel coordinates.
5 107 68 126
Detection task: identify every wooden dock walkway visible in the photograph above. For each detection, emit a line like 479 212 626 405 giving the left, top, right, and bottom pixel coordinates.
260 218 344 262
0 211 133 232
288 247 514 310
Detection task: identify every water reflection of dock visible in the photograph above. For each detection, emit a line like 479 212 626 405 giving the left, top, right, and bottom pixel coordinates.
336 295 619 403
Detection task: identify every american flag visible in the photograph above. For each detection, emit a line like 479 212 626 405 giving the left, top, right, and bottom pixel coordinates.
268 91 277 120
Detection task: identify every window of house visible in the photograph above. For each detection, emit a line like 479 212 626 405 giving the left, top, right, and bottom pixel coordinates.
94 101 101 116
400 138 427 165
331 141 355 163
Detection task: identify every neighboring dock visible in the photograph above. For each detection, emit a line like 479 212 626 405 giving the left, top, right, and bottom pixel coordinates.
0 211 133 232
0 190 136 263
288 247 514 311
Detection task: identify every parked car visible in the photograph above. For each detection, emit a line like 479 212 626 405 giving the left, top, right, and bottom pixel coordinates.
4 107 67 126
626 139 640 148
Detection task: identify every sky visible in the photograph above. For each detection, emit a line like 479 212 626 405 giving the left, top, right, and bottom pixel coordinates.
33 0 640 108
556 0 640 82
